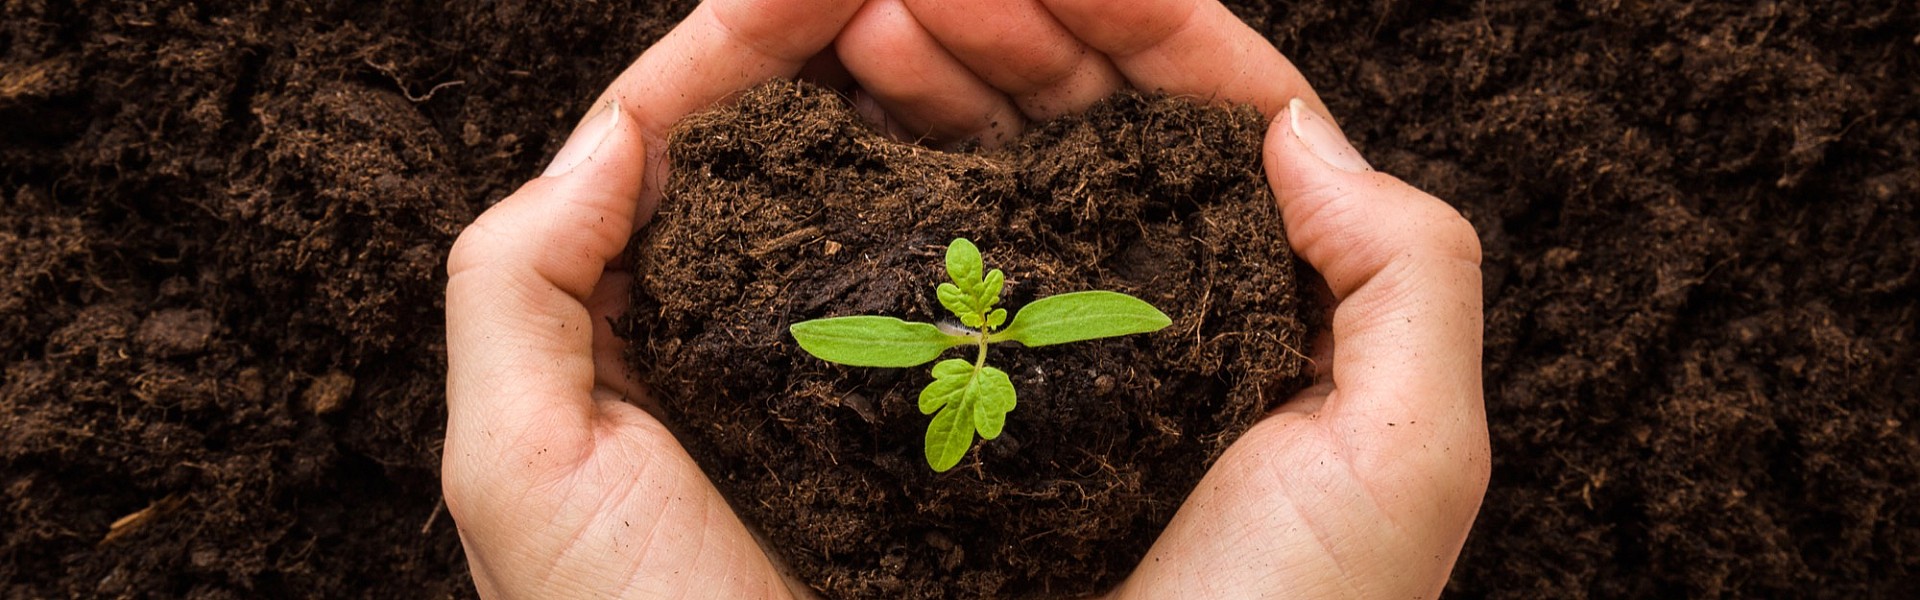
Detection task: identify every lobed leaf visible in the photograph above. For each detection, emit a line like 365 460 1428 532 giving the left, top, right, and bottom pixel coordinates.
931 358 974 379
918 359 1018 471
790 316 969 367
924 403 975 472
992 291 1173 347
970 366 1015 440
945 238 983 290
918 359 977 414
936 282 973 321
977 269 1005 309
986 308 1008 329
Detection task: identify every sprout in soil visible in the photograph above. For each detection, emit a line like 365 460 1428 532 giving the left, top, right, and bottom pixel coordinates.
789 238 1172 472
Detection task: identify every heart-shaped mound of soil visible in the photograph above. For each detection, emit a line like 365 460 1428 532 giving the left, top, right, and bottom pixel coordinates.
625 80 1312 598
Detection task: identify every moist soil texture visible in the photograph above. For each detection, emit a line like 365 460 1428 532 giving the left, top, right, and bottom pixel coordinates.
625 80 1310 599
2 0 1916 598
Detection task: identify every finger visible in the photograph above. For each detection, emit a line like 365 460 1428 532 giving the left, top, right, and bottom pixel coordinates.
1040 0 1325 118
1108 103 1488 600
1267 98 1488 487
446 101 647 458
586 269 666 421
837 0 1027 147
591 0 867 217
901 0 1126 121
797 49 855 93
587 270 654 410
851 88 919 142
448 0 864 444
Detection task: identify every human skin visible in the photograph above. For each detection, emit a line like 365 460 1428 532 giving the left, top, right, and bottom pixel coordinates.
442 0 1489 598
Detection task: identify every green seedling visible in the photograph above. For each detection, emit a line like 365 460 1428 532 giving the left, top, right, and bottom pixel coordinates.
789 238 1172 472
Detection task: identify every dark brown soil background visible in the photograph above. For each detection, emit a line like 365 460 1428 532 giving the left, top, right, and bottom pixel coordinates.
627 80 1308 598
1 0 1914 598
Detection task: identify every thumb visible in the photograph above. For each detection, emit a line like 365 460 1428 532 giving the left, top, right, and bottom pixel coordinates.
1265 98 1487 476
445 99 647 463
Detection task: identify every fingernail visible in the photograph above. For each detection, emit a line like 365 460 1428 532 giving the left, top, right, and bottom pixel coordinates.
1287 98 1372 173
542 100 620 177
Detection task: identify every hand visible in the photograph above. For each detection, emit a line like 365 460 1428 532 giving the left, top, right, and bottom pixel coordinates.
839 1 1491 597
441 2 866 597
444 0 1489 598
833 0 1328 146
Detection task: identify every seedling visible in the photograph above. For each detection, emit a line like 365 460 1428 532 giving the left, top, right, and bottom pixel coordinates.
789 238 1172 471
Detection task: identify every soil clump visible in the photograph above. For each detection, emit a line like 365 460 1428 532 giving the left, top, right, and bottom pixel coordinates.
626 80 1311 598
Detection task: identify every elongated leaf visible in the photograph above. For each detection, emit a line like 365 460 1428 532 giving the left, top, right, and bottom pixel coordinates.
918 360 1018 471
790 316 968 367
946 238 983 290
993 291 1172 347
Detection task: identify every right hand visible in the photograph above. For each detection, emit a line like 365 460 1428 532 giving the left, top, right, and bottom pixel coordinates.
839 2 1492 597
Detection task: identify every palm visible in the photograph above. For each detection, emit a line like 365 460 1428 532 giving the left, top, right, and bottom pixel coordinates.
1107 405 1485 598
456 399 788 597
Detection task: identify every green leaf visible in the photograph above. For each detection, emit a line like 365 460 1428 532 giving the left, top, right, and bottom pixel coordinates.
790 316 969 367
945 238 983 290
918 359 976 414
992 290 1173 347
985 308 1007 329
971 366 1015 440
936 282 973 320
976 269 1005 308
918 359 1018 471
932 358 974 378
924 402 975 472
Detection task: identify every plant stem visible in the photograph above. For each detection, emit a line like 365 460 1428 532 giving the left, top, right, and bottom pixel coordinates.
973 327 989 371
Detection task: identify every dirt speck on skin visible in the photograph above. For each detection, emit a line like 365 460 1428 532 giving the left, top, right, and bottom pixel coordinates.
625 80 1313 599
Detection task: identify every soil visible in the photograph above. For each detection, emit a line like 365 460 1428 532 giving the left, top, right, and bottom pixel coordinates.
1 0 1916 598
625 80 1309 598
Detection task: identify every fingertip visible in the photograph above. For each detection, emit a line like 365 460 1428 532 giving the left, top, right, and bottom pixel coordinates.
1043 0 1318 118
597 0 866 140
451 96 648 287
1263 100 1480 297
543 100 621 178
902 0 1126 121
1281 97 1372 174
838 0 1027 146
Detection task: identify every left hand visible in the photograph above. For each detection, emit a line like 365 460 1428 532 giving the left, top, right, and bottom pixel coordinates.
442 2 867 597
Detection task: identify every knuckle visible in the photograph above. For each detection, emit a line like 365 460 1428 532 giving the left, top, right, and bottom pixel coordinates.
438 441 489 517
845 2 920 51
446 188 536 278
1469 439 1493 492
1400 185 1481 266
445 215 504 277
1432 205 1482 265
